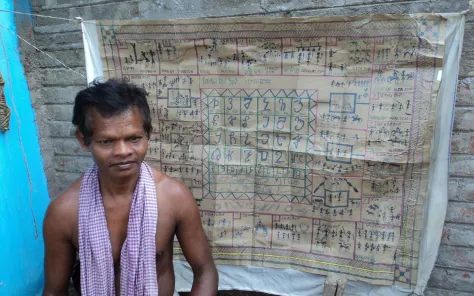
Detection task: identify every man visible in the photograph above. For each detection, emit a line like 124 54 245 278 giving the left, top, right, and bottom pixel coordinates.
42 79 218 295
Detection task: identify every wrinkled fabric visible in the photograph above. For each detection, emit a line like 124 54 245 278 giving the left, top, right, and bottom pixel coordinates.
78 162 158 296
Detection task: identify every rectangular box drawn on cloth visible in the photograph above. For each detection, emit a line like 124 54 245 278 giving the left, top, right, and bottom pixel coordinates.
95 15 446 288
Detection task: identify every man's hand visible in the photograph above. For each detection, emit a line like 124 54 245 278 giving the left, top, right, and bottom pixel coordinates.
172 181 218 295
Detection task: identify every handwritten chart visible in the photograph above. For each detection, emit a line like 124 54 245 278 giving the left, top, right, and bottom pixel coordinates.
95 15 446 287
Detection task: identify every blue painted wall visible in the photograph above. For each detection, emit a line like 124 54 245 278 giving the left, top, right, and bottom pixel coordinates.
0 0 50 295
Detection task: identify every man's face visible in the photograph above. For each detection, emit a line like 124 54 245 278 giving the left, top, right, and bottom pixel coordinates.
77 106 149 179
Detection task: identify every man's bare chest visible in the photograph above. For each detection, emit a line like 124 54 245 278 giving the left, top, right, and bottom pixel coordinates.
71 207 176 262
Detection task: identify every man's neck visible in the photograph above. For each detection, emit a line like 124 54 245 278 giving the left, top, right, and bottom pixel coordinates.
97 169 140 202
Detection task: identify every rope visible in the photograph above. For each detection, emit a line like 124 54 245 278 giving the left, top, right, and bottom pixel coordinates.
0 8 93 23
0 9 90 79
0 30 38 239
0 23 86 79
0 7 87 237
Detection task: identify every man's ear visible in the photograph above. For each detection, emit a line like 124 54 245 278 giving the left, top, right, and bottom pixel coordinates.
76 130 90 152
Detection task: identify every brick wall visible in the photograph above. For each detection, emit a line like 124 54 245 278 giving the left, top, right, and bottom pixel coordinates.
21 0 474 294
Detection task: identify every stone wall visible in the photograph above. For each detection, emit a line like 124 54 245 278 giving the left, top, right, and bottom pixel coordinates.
22 0 474 294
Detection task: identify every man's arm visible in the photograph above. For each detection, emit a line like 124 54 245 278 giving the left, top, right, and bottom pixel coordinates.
43 197 76 296
172 181 218 295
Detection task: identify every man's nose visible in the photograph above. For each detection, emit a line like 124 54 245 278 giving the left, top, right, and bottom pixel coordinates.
113 140 132 156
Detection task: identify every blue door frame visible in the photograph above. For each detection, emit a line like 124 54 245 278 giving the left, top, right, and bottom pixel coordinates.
0 0 50 295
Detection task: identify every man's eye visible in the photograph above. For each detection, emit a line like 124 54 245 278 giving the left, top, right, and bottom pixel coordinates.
129 136 141 142
100 140 113 145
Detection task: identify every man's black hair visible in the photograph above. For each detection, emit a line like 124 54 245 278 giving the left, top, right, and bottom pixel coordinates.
72 79 152 146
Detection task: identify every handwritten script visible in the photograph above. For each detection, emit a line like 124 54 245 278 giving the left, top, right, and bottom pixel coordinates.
95 15 446 287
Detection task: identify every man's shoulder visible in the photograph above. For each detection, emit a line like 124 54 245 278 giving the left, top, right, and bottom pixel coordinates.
45 176 82 225
150 167 193 201
150 166 198 222
43 176 83 241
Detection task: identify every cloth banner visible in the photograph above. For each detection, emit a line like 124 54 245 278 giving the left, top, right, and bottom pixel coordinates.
81 13 465 295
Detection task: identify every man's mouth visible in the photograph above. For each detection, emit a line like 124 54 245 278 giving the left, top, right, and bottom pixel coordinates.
110 161 136 170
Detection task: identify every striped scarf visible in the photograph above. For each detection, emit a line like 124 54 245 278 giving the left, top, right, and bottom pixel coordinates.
78 162 159 295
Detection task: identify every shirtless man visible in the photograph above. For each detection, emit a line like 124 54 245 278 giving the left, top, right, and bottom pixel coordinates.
42 80 218 295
